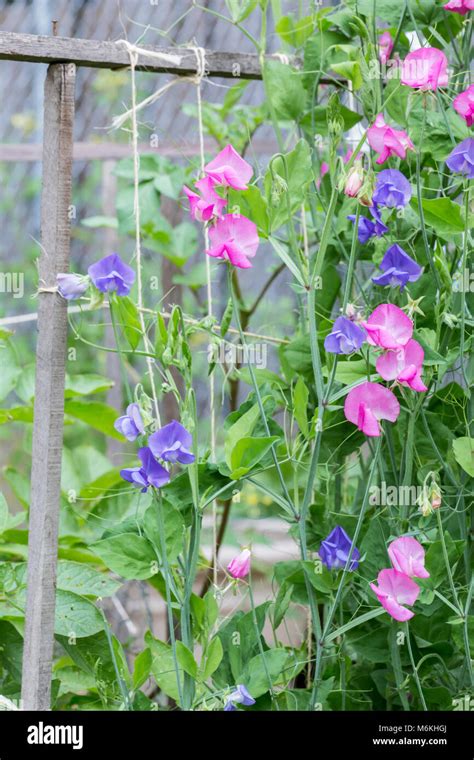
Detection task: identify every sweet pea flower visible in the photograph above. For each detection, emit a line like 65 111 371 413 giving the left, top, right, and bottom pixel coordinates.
362 304 413 349
227 548 251 579
344 381 400 437
183 176 227 222
319 525 360 571
56 273 90 300
453 84 474 127
344 163 364 197
324 316 366 354
376 339 428 392
444 0 474 14
372 244 422 290
206 214 259 269
88 253 135 296
370 568 420 622
373 169 412 208
204 144 253 190
224 684 256 711
367 114 414 165
348 204 388 244
388 536 430 579
120 447 170 492
114 403 145 442
378 31 394 65
445 138 474 179
148 420 195 465
401 48 449 90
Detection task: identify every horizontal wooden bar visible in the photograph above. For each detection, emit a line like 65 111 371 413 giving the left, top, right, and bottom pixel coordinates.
0 31 298 79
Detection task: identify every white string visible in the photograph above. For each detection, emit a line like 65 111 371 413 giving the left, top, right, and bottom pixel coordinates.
191 45 218 587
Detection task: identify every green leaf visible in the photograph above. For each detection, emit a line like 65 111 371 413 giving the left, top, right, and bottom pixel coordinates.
325 607 386 643
64 373 114 398
112 296 142 351
64 400 123 440
143 501 184 563
415 197 465 236
54 590 104 638
56 561 121 598
263 60 307 121
452 437 474 477
228 185 269 237
293 376 309 436
272 582 294 629
146 632 182 704
276 14 316 47
133 648 152 689
202 636 223 680
265 140 314 232
225 0 258 23
92 534 157 580
240 648 289 698
230 436 279 479
81 215 118 229
0 345 21 402
0 406 34 425
176 641 198 678
224 402 260 467
269 237 305 286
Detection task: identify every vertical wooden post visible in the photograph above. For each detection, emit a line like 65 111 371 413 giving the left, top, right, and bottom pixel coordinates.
21 63 76 711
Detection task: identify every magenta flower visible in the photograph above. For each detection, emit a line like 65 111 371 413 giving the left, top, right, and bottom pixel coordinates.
344 381 400 437
453 84 474 127
372 244 422 290
367 114 414 165
401 48 449 90
120 447 170 492
204 144 253 191
376 339 428 392
388 536 430 579
183 176 227 222
206 214 259 269
56 273 90 300
148 420 195 465
227 548 251 579
378 31 394 65
324 316 366 354
362 304 413 350
114 403 145 441
370 568 420 622
373 169 412 208
88 254 135 296
445 138 474 180
444 0 474 14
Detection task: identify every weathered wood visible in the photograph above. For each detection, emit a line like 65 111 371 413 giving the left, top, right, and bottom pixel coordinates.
0 31 297 79
21 63 76 711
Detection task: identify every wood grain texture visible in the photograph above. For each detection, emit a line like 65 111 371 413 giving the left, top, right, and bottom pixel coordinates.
21 63 76 711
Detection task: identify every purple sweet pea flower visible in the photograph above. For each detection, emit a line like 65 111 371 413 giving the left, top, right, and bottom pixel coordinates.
120 447 170 492
224 684 256 711
319 525 360 571
348 204 388 244
324 316 366 354
114 403 145 442
372 244 423 290
373 169 412 208
88 253 135 296
56 273 90 300
445 137 474 179
148 420 195 465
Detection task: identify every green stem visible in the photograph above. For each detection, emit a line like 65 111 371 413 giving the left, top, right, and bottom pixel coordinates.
405 622 428 711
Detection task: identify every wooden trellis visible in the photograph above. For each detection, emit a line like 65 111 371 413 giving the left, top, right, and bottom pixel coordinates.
0 30 336 711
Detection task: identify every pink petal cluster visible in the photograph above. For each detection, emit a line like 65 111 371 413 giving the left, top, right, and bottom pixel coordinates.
378 32 394 65
370 536 429 621
367 114 414 165
183 176 227 222
444 0 474 14
206 213 259 269
376 338 428 392
453 84 474 127
362 304 413 350
401 48 449 90
344 381 400 437
227 548 251 579
204 144 253 190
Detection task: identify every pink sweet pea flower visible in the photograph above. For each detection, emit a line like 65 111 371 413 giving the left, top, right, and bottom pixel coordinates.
362 304 413 350
370 568 420 622
206 214 259 269
227 548 251 579
378 31 394 65
204 144 253 190
388 536 430 579
453 84 474 128
367 114 415 165
183 176 227 222
344 164 364 197
444 0 474 14
401 48 449 90
376 339 428 392
344 381 400 437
